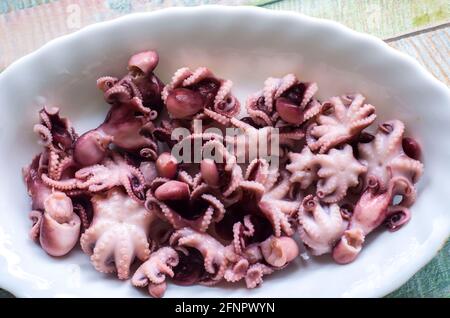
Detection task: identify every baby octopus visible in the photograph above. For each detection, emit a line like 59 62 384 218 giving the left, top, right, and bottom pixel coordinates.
223 215 299 288
333 120 423 264
74 51 163 166
162 67 240 120
307 94 376 153
80 187 157 279
287 144 366 203
202 110 304 163
22 50 425 297
246 74 321 127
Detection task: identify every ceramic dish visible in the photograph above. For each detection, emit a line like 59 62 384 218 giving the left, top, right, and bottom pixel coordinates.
0 6 449 298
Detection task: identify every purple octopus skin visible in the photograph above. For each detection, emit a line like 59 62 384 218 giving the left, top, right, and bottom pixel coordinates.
98 50 164 113
33 106 77 152
23 154 52 211
155 152 178 179
24 154 85 257
162 67 240 119
246 74 321 127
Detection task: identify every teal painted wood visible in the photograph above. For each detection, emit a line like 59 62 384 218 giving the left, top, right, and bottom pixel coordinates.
0 0 55 14
388 26 450 86
388 239 449 298
385 26 449 298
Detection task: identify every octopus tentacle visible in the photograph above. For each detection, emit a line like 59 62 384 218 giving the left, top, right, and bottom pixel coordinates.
224 258 249 283
148 179 225 232
33 124 53 147
245 263 273 289
75 153 146 202
41 173 78 190
73 202 90 232
182 67 213 87
161 67 192 102
170 228 227 283
131 247 179 298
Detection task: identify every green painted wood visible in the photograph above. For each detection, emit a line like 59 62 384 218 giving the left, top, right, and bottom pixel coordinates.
387 239 449 298
264 0 450 39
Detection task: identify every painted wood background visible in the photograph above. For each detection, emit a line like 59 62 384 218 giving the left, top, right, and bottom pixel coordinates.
0 0 449 298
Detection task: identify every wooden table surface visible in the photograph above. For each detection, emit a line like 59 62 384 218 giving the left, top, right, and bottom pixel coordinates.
0 0 449 298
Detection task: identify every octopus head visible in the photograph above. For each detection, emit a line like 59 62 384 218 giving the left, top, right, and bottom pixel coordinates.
166 88 205 119
260 236 299 268
275 83 310 125
128 51 159 76
154 181 199 220
73 130 113 167
34 191 81 257
332 228 364 264
156 152 178 179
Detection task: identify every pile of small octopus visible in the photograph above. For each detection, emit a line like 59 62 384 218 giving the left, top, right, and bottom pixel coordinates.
23 50 424 297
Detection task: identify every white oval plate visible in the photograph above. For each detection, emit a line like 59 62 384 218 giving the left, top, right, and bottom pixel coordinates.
0 6 449 298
